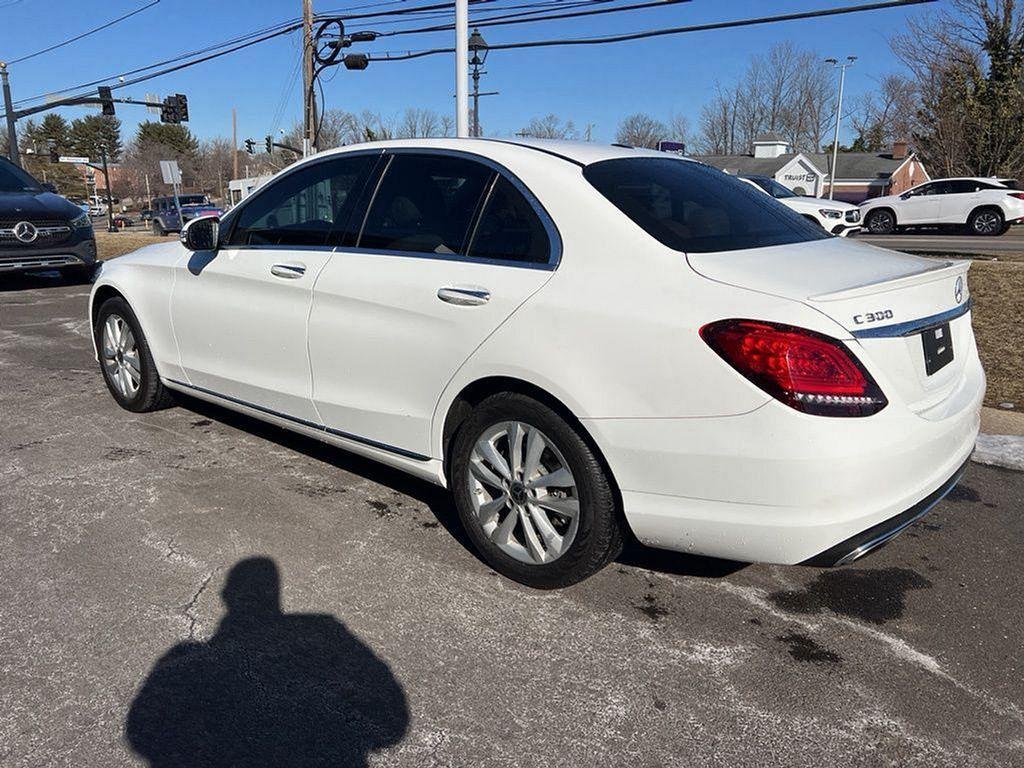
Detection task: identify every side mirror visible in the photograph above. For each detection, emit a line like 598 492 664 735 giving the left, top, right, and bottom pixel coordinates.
180 215 219 252
41 182 57 193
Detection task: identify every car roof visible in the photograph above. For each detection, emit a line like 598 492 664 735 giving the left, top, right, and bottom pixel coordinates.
313 137 691 168
925 176 1010 185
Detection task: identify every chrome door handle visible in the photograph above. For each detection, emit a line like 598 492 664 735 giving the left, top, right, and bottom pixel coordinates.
270 263 306 279
437 286 490 306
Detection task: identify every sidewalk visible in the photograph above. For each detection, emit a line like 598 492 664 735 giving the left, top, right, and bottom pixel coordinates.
974 407 1024 471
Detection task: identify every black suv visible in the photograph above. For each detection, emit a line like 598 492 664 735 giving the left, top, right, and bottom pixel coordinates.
0 156 97 278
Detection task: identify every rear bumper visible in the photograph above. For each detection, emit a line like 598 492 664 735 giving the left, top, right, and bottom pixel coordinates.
583 352 984 564
800 457 969 566
0 236 97 273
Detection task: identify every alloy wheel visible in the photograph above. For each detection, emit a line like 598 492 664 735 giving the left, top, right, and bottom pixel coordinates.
973 211 1001 235
101 314 141 399
467 421 580 565
868 211 894 234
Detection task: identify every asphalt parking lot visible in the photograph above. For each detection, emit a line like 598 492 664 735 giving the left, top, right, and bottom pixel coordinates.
3 273 1024 767
856 225 1024 257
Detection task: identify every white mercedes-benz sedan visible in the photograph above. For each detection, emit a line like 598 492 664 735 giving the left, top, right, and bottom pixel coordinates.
89 139 984 588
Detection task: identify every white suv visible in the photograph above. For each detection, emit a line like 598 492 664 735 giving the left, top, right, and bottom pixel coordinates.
739 175 861 236
860 177 1024 236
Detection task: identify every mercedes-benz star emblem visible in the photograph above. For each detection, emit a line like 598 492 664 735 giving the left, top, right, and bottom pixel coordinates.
954 275 964 304
13 221 38 243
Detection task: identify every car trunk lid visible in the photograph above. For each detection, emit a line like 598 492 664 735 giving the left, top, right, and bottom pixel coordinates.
687 238 975 413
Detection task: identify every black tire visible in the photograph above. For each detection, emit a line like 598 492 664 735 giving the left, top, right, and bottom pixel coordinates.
968 207 1004 236
450 392 625 589
94 296 175 412
865 209 896 235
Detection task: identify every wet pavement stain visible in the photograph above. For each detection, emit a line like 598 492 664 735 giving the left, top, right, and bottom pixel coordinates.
946 485 981 503
190 419 213 428
104 446 151 460
366 499 395 518
768 568 932 625
776 632 842 665
636 593 669 622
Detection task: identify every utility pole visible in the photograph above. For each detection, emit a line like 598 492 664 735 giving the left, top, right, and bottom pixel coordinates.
455 0 469 137
826 55 856 200
231 107 238 179
100 146 116 233
303 0 317 155
1 62 20 167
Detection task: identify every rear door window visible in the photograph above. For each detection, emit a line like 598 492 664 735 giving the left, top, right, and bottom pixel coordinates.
584 158 827 253
358 153 493 255
467 176 550 264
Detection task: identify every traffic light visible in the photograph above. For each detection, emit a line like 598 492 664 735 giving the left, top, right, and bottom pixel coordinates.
159 94 190 124
244 139 256 156
97 86 115 116
160 95 178 124
265 135 273 153
175 94 189 123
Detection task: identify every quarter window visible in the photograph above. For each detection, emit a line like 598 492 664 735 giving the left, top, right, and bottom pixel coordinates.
228 155 376 247
359 154 493 255
467 175 550 264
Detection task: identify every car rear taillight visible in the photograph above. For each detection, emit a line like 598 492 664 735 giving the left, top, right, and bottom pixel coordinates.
700 319 887 417
1008 192 1024 201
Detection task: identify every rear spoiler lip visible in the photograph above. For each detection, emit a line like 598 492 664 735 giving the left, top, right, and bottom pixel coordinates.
851 298 973 339
809 260 968 302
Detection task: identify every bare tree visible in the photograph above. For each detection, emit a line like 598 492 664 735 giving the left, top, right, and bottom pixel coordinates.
615 113 667 148
849 74 920 152
666 113 690 146
519 114 578 139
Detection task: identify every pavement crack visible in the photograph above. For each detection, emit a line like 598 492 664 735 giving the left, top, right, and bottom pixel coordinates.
183 567 222 640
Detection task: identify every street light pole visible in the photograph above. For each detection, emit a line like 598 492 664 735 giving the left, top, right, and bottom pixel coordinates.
455 0 469 137
468 28 489 138
1 62 21 167
826 55 856 200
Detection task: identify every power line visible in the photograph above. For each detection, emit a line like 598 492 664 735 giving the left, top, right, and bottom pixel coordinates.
363 0 937 60
372 0 691 37
5 0 161 66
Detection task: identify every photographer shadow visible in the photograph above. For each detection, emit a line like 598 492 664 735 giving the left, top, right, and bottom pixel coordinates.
126 557 409 767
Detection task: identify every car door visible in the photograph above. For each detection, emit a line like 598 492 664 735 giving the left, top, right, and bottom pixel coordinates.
938 179 985 223
170 152 379 422
898 181 944 224
308 151 557 458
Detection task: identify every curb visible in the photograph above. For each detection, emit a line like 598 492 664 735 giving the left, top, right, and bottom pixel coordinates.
972 434 1024 472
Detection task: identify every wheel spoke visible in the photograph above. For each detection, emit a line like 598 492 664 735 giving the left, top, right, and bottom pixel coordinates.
508 422 525 478
534 495 579 519
122 351 141 378
476 438 511 481
527 467 573 490
522 427 545 481
527 503 565 558
477 494 508 525
518 508 547 563
490 506 519 546
470 458 505 490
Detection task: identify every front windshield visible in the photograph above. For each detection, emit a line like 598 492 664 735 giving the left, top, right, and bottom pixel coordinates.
747 176 797 199
0 159 42 193
585 158 828 253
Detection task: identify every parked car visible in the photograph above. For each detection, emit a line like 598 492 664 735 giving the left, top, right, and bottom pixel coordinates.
0 155 96 278
739 174 861 235
150 194 223 235
89 139 982 587
860 177 1024 236
140 209 154 222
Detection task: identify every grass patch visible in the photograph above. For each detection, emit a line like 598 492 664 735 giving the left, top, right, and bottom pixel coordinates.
95 229 169 260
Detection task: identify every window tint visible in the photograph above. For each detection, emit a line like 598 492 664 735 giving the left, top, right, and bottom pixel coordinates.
467 176 550 264
0 157 41 192
584 158 827 254
228 155 375 247
359 154 493 255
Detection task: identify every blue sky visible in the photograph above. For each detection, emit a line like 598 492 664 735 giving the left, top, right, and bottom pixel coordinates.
0 0 934 146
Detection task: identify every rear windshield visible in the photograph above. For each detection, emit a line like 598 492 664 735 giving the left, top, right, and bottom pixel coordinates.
584 158 828 253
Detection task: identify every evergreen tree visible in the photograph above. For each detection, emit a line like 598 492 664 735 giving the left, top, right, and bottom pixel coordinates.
70 115 122 162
